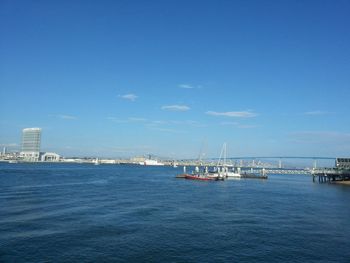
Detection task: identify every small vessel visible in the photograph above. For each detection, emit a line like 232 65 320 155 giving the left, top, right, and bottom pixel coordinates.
181 166 219 181
213 143 241 179
93 158 100 165
139 158 164 166
226 167 242 178
176 166 188 178
175 173 187 178
184 174 215 181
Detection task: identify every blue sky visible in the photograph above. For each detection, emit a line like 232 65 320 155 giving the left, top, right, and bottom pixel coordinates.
1 0 350 158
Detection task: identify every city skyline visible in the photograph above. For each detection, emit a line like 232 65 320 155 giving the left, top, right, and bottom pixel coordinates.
1 1 350 158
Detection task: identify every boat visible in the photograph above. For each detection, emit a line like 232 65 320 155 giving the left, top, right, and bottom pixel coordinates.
184 174 216 181
176 166 188 178
207 172 225 180
226 167 242 178
93 158 100 165
175 173 187 178
213 143 242 179
176 165 217 180
176 143 229 181
186 165 223 181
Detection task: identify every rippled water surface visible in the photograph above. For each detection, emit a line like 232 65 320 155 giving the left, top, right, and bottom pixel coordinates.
1 163 350 262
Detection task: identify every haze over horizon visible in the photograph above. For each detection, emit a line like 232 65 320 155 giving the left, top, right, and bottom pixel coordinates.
1 0 350 158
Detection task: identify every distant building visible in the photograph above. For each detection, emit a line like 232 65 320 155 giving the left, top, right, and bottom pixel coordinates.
131 156 146 163
336 158 350 169
20 128 42 161
41 152 60 162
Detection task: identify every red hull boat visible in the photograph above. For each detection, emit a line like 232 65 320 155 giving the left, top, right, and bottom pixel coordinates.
184 174 215 181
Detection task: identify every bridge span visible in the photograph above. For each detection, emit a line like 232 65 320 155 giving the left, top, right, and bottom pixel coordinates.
180 156 336 169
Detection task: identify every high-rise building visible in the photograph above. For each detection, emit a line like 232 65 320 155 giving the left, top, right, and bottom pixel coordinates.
20 128 42 161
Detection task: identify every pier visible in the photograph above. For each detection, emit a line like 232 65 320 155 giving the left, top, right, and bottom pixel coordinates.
312 168 350 183
311 158 350 184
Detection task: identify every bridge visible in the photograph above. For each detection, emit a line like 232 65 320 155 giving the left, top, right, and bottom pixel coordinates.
177 156 336 169
173 156 349 180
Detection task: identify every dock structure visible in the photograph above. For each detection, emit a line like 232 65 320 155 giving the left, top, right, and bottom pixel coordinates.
236 167 310 175
312 168 350 183
312 158 350 183
264 168 310 175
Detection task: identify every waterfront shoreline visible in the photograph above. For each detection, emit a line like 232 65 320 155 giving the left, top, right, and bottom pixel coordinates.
334 180 350 185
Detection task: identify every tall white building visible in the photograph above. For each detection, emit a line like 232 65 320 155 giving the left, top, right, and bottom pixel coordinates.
20 128 42 161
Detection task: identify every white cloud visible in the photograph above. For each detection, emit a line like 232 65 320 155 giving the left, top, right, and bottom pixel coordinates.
147 119 205 128
220 121 239 126
237 124 259 129
179 84 195 89
107 117 147 123
119 93 138 101
57 114 77 120
161 105 191 112
106 117 129 123
168 120 206 127
180 120 205 127
220 121 258 128
206 110 258 118
128 117 147 122
148 127 187 133
304 110 330 116
151 120 168 125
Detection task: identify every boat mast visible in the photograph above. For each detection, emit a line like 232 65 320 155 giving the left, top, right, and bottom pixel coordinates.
198 139 207 166
217 142 227 167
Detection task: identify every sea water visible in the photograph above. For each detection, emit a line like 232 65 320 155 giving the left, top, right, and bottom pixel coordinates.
1 163 350 262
